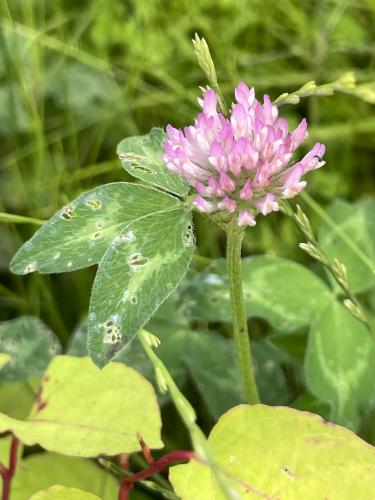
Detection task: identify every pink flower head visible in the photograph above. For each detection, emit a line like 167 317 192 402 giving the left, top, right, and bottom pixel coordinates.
163 83 326 227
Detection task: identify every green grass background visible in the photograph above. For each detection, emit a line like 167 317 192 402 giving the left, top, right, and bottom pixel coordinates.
1 0 375 343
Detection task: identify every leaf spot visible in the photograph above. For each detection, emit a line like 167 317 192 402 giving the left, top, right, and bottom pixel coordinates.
127 253 149 269
121 290 137 305
67 261 73 268
182 223 195 247
113 230 136 245
53 252 61 260
119 153 152 173
25 261 37 274
102 320 122 344
85 198 102 210
60 205 75 220
280 466 296 478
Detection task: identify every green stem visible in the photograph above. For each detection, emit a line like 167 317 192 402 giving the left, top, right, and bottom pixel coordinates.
226 218 260 404
0 212 44 226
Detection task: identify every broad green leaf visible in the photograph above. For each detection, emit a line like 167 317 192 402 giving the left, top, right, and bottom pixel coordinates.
30 485 100 500
0 317 61 381
304 301 375 430
292 393 332 421
251 342 290 406
49 61 121 124
318 198 375 292
67 319 90 357
10 182 180 274
12 453 118 500
181 256 331 330
181 332 289 419
117 128 188 197
170 405 375 499
0 355 163 456
88 208 193 367
266 331 308 363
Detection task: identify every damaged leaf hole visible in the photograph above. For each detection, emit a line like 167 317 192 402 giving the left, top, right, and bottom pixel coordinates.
121 291 138 304
92 222 104 240
128 253 149 269
183 223 195 247
102 320 122 345
134 165 153 174
119 153 153 173
24 261 37 274
60 205 75 220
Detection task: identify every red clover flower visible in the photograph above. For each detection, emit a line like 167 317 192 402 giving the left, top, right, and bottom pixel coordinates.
163 82 325 227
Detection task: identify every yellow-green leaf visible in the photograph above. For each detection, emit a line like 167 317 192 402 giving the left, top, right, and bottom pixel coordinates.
0 356 163 456
12 453 118 500
0 353 10 369
170 405 375 499
30 485 100 500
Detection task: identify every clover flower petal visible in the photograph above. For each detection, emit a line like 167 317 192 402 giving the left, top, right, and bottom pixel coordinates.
163 82 326 227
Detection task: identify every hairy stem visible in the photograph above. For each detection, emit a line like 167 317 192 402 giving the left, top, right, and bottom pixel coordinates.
226 218 260 404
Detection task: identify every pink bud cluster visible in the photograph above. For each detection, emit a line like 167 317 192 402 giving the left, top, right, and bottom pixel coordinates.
163 82 325 227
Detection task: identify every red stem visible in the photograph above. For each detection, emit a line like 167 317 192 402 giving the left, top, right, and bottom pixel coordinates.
118 450 195 500
1 436 19 500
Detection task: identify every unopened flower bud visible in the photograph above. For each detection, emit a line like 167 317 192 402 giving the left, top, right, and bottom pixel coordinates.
332 258 348 288
343 299 366 323
299 242 327 263
295 204 314 240
155 367 168 393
